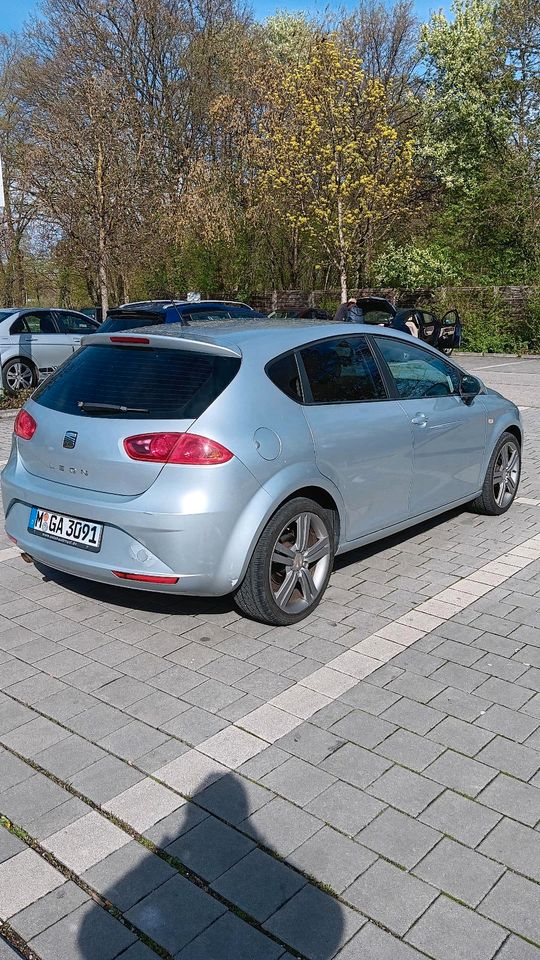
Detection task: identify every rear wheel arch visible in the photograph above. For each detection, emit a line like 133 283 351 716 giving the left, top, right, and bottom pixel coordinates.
280 485 341 548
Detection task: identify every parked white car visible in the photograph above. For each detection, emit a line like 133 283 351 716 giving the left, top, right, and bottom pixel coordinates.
0 308 99 394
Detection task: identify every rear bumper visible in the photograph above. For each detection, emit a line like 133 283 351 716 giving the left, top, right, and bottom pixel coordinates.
1 451 273 596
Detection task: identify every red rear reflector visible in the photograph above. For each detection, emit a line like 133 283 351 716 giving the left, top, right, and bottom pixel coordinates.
109 336 150 344
14 410 37 440
7 534 17 544
113 571 179 584
123 432 233 465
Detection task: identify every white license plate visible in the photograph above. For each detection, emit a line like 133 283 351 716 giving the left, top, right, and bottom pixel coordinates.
28 507 103 552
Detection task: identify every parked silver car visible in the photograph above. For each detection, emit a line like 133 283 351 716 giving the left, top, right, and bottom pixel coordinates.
0 307 99 394
1 320 522 624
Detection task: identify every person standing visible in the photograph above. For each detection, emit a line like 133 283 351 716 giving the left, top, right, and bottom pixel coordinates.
334 298 357 322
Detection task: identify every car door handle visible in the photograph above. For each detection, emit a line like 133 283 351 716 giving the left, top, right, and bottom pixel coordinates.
411 413 428 426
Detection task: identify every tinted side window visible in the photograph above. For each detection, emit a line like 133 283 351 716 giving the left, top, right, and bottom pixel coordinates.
376 338 461 399
23 312 57 334
57 311 98 333
32 345 241 420
9 317 28 334
267 353 303 401
301 336 386 403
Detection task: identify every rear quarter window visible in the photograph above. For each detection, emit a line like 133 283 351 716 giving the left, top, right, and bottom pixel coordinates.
32 344 240 419
267 353 303 401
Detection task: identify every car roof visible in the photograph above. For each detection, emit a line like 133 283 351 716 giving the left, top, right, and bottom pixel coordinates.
88 317 432 364
116 299 251 311
0 307 89 314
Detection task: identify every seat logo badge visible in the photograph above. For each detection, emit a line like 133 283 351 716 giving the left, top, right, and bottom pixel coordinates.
63 431 78 449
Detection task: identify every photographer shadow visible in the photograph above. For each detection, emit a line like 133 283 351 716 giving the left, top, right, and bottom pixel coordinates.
77 771 348 959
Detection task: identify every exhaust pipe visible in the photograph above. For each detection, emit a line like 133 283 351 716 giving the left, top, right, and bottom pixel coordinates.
20 552 34 564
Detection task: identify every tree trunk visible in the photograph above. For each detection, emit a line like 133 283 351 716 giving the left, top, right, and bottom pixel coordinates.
96 141 109 317
337 195 348 302
340 266 348 303
14 243 25 305
98 226 109 318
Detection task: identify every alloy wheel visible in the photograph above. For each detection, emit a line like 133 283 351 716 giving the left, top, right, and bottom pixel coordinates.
5 361 34 391
269 511 331 614
493 440 520 508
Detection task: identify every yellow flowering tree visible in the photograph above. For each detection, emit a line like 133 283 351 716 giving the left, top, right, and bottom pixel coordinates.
258 37 416 300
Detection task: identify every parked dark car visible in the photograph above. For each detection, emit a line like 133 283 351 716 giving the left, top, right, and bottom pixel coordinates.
99 300 266 334
351 297 462 355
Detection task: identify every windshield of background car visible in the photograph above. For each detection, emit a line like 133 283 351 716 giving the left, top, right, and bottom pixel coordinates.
0 310 14 323
32 344 241 419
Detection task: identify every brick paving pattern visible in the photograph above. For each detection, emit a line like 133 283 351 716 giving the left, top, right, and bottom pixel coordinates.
0 354 538 959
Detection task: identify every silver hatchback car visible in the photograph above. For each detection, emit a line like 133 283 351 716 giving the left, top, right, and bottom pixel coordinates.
1 320 522 625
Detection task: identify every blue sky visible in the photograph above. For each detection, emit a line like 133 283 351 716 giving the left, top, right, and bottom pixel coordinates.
1 0 446 34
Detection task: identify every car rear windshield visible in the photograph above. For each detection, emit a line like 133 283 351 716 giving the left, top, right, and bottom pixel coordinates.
32 344 240 419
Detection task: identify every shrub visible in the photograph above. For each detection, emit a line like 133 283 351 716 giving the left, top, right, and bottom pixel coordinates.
431 287 526 353
373 242 458 288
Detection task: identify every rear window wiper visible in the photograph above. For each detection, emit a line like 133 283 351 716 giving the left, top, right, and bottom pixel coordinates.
77 401 149 414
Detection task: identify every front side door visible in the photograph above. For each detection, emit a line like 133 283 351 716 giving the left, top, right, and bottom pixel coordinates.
18 311 75 379
374 336 487 516
298 334 413 542
54 310 100 351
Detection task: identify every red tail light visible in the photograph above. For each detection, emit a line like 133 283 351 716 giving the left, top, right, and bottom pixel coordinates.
113 571 179 584
123 433 233 465
14 410 37 440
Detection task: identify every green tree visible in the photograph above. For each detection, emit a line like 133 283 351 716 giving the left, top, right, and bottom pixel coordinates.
257 37 416 300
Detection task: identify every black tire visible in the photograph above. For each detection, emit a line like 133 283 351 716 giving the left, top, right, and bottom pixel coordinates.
470 431 521 515
235 496 336 625
2 357 37 396
441 345 453 356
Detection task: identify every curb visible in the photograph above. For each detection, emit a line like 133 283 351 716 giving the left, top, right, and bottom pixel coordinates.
456 351 540 359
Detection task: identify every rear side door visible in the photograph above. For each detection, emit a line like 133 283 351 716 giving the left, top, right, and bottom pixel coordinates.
17 311 73 379
298 333 413 542
373 336 486 516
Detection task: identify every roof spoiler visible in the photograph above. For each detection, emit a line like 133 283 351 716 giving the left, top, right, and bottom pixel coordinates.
81 331 242 358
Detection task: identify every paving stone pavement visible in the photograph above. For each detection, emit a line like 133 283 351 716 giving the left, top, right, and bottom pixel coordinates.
0 356 539 959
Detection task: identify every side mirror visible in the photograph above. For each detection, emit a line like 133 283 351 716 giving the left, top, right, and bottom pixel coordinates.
460 374 481 404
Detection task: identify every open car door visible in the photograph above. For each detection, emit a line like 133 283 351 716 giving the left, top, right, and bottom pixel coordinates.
438 309 461 355
390 308 440 347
